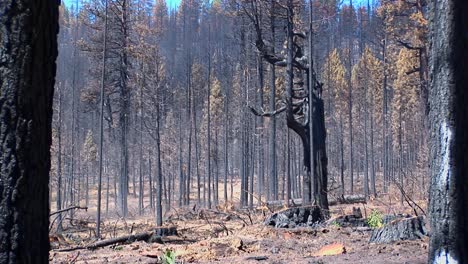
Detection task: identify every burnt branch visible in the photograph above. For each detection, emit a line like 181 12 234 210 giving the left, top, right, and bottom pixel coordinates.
249 104 287 117
397 39 423 50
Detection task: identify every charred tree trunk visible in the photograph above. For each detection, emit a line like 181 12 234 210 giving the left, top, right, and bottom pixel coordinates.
117 0 130 217
268 8 277 202
155 102 163 226
428 0 468 262
56 86 64 231
247 0 329 211
207 24 212 209
0 1 59 262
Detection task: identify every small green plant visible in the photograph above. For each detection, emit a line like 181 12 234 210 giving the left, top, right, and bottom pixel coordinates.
113 246 123 251
331 221 341 228
367 210 384 228
161 249 176 264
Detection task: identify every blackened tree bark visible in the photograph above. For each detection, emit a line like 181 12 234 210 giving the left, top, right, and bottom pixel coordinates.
0 0 59 263
245 0 329 211
428 0 468 262
155 102 163 226
268 9 278 202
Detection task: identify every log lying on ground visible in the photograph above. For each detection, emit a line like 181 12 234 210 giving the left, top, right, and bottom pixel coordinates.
265 195 366 208
264 206 329 228
56 226 178 252
328 207 368 228
266 198 303 207
87 232 157 249
369 216 427 244
328 195 367 206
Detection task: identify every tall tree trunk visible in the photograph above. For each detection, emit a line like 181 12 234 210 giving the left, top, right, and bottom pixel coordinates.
215 130 220 206
256 55 265 204
340 116 345 196
347 26 354 195
178 109 184 207
68 0 80 217
138 83 144 215
207 27 212 209
155 103 163 226
428 0 468 262
268 10 277 202
370 96 377 196
382 35 389 193
306 0 315 206
118 0 130 217
186 66 192 206
56 86 64 231
149 149 154 210
0 1 59 261
195 113 201 205
223 85 229 203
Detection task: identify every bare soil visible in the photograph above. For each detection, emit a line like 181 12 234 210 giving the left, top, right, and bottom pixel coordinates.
50 193 428 264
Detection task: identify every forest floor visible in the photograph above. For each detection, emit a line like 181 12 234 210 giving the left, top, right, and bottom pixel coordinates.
49 182 429 263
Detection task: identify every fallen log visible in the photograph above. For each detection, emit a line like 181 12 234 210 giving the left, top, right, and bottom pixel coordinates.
55 226 178 252
93 233 153 249
245 256 268 261
329 195 367 206
266 198 303 207
328 207 368 227
369 216 427 244
266 195 366 208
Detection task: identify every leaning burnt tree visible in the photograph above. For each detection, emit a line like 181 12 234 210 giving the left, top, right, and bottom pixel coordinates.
0 0 59 263
428 0 468 262
244 0 329 210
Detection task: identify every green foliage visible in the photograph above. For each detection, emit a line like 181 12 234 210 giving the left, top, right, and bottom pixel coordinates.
161 248 176 264
331 221 341 228
367 210 384 228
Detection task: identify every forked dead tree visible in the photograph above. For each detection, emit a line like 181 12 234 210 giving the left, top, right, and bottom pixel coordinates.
243 0 329 210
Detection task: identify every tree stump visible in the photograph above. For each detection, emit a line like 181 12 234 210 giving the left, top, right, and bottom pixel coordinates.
369 216 427 244
264 206 329 228
330 207 368 228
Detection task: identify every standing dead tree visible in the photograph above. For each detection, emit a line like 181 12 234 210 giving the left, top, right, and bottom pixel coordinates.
242 0 329 211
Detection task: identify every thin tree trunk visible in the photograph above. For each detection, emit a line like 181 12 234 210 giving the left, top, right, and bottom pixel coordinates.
207 25 212 209
256 55 265 204
382 35 389 193
340 116 345 196
268 9 277 202
223 88 229 203
370 98 377 196
96 0 108 237
56 85 64 231
155 102 163 226
178 109 184 207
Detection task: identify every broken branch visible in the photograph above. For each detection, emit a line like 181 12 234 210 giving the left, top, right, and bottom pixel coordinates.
50 206 88 217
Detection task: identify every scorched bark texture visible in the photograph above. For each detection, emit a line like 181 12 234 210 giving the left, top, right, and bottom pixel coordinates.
428 0 468 262
0 0 59 263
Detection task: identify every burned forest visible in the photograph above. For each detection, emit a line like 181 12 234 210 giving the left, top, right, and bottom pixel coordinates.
0 0 467 263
